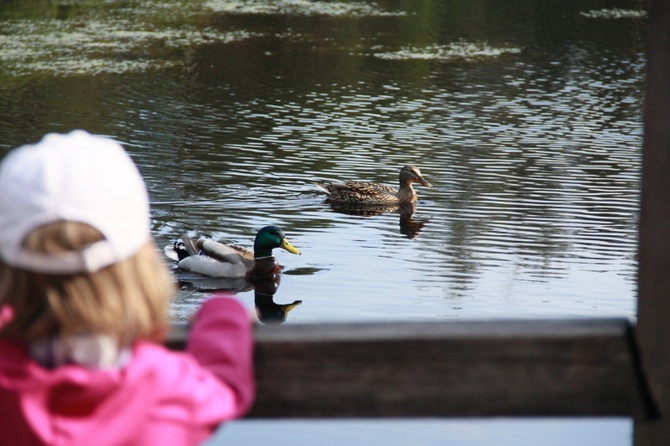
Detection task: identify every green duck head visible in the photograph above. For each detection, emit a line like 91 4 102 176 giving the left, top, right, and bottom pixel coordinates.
253 225 301 259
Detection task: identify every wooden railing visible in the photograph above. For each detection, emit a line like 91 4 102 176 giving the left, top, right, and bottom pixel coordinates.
168 2 670 444
167 318 654 419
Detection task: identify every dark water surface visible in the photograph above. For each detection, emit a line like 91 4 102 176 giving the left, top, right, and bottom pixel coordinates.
0 1 646 444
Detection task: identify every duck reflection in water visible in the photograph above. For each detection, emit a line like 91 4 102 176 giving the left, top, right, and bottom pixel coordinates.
171 271 302 324
325 201 428 239
398 204 428 239
250 275 302 325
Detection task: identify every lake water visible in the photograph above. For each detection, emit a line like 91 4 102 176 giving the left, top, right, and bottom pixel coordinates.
0 0 646 444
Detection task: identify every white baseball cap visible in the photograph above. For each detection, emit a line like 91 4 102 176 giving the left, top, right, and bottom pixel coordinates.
0 130 151 274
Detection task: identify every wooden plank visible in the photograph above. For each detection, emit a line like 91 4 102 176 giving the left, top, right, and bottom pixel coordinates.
167 318 653 418
634 0 670 444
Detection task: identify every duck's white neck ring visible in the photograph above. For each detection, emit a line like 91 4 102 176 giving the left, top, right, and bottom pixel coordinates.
254 255 276 260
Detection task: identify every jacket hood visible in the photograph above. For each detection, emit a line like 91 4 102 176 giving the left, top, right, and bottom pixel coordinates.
0 340 158 446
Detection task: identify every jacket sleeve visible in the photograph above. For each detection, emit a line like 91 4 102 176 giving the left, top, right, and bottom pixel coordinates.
186 294 255 417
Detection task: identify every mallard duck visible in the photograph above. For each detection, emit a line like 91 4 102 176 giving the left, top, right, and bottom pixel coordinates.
315 165 432 205
166 225 301 278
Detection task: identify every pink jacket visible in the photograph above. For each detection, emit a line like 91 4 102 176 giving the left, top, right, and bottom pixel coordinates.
0 296 255 446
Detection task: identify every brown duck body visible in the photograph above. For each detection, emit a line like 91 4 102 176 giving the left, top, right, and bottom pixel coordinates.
316 165 432 205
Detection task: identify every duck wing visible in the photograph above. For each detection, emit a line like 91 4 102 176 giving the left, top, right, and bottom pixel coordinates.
173 238 253 278
196 239 254 268
181 236 200 255
178 255 249 278
317 181 398 204
224 244 256 264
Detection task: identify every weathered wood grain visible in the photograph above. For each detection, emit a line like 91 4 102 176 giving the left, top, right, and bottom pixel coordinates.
634 0 670 444
167 318 653 418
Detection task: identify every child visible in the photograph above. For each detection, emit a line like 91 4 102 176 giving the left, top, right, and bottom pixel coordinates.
0 130 254 445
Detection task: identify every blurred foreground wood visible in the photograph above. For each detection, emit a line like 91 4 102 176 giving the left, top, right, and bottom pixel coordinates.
633 0 670 444
166 318 654 419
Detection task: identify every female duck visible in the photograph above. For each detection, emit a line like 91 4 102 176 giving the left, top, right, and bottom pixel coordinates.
316 165 432 205
167 225 301 278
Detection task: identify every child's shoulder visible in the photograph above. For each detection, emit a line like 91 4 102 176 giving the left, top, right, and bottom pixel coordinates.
126 341 239 404
128 342 202 380
131 341 191 363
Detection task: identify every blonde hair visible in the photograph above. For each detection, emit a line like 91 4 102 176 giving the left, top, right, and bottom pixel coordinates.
0 221 174 347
